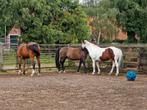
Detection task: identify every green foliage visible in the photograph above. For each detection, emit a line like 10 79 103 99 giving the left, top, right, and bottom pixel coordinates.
0 0 90 43
83 0 118 43
0 0 13 37
114 0 147 43
82 0 147 43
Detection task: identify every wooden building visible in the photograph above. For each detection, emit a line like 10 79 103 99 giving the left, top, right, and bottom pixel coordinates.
5 26 21 48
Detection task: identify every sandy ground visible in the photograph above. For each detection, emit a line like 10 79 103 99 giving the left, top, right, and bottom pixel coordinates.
0 72 147 110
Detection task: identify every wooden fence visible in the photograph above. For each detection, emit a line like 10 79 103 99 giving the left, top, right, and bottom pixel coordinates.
0 43 147 73
0 45 3 70
138 48 147 71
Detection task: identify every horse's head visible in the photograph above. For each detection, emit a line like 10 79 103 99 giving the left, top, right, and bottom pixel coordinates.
81 40 90 49
81 41 85 49
82 40 89 43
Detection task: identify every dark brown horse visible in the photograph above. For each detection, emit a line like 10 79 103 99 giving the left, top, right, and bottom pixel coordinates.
55 46 88 73
17 42 41 76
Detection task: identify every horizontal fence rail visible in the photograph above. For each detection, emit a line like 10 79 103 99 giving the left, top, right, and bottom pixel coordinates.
0 43 147 73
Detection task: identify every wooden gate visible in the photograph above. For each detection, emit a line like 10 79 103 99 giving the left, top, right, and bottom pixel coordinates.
0 45 3 70
138 48 147 71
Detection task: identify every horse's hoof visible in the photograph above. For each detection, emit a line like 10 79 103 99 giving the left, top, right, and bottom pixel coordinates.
109 71 113 74
17 72 21 75
30 73 35 77
115 73 119 76
92 72 95 75
30 74 34 77
97 72 101 75
108 73 112 75
17 70 22 75
58 71 62 73
25 70 28 74
23 72 26 75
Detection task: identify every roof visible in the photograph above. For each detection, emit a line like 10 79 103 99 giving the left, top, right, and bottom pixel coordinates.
87 17 128 41
114 28 128 40
8 26 21 35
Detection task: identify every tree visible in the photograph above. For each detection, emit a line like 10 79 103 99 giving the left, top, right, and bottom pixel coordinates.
0 0 13 38
0 0 90 44
82 0 147 43
114 0 147 43
82 0 118 44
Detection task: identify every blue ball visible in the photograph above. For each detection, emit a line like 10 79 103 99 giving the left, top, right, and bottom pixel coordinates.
125 70 137 81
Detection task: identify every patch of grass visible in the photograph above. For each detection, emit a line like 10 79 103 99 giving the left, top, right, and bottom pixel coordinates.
3 52 56 66
0 70 8 74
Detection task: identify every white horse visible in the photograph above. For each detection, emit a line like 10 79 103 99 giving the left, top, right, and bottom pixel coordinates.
81 40 123 76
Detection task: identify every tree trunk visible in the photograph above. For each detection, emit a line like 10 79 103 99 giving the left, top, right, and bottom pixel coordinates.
127 31 137 43
97 31 101 44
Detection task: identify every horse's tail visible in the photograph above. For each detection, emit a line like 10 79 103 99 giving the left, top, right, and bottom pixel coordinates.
55 48 61 70
29 44 40 57
118 50 123 68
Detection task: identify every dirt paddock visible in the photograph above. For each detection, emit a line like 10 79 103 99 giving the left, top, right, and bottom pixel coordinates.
0 72 147 110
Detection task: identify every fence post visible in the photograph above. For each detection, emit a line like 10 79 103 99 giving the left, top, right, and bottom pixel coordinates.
0 44 3 71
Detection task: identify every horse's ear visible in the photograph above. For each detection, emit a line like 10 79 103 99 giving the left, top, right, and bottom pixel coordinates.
84 40 87 43
81 40 84 44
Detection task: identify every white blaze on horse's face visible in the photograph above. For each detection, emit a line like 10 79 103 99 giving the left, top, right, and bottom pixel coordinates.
81 42 86 49
84 40 89 44
18 70 22 74
84 40 90 46
81 40 89 48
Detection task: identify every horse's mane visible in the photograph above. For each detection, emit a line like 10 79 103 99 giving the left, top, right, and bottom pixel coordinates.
85 40 100 48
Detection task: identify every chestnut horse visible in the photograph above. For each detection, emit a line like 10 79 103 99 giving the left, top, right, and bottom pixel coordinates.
81 40 123 76
55 46 88 73
17 42 41 76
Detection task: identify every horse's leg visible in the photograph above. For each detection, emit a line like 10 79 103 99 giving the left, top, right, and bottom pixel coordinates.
114 58 119 76
61 59 66 73
59 61 64 73
82 60 87 73
25 59 29 74
36 56 41 75
109 61 115 75
58 59 61 73
77 60 82 73
59 60 62 73
92 59 96 75
96 61 100 74
22 59 26 75
18 57 22 74
61 61 65 73
30 57 35 76
58 59 62 73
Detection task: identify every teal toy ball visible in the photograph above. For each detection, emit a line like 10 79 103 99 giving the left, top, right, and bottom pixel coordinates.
126 70 137 81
